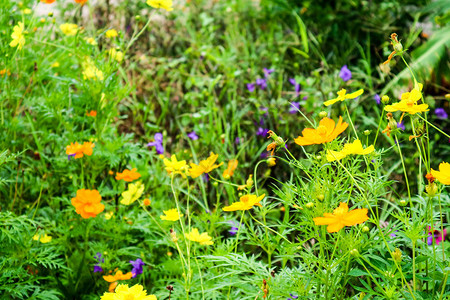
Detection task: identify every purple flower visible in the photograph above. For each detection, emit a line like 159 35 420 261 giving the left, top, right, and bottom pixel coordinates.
339 65 352 82
263 68 274 78
147 133 164 154
256 78 267 90
202 173 209 182
93 252 104 273
289 78 301 96
288 293 299 299
247 83 256 92
427 226 447 245
93 265 103 273
188 131 199 140
374 94 381 105
129 258 145 278
397 121 405 131
235 137 240 144
227 221 241 236
435 108 448 119
256 127 269 137
289 101 300 114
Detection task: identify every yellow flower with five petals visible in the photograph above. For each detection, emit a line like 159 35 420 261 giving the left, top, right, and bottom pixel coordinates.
163 154 188 177
384 83 428 114
121 181 145 205
326 139 375 162
160 208 183 221
430 162 450 185
184 228 213 245
324 89 364 106
10 22 26 50
223 194 265 211
189 152 223 178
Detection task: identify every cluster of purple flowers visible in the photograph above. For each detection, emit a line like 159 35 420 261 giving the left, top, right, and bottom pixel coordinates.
147 133 164 154
435 108 448 119
339 65 352 82
93 252 104 273
130 258 145 278
247 68 274 92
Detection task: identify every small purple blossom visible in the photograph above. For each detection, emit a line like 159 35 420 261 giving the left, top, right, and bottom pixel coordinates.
93 265 103 273
247 83 256 92
256 127 269 137
397 121 405 131
188 131 199 140
287 293 299 300
227 221 241 236
339 65 352 82
235 137 240 144
129 258 145 278
289 101 300 114
435 108 448 119
374 94 381 105
93 252 104 273
147 133 164 154
289 78 301 96
202 173 209 182
263 68 274 78
256 78 267 90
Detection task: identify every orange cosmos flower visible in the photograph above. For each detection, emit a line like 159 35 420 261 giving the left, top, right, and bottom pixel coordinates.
71 189 105 219
294 117 348 146
86 110 97 117
189 152 223 178
313 202 369 233
222 159 238 179
41 0 56 3
115 168 141 182
223 194 265 211
66 141 95 159
103 270 133 292
74 0 88 4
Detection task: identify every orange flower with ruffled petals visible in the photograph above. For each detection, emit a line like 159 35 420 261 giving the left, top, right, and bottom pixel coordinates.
115 168 141 182
74 0 88 4
71 189 105 219
313 202 369 233
294 117 348 146
66 141 95 159
41 0 56 3
103 270 133 292
222 159 238 179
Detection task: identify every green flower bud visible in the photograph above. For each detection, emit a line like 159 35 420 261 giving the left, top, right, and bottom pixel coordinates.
362 226 370 233
319 111 328 118
316 194 325 201
305 202 314 209
399 199 407 206
381 95 390 104
425 183 438 197
363 130 371 136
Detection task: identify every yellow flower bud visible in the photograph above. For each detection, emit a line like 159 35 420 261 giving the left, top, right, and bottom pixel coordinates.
381 95 390 104
305 202 314 209
319 111 328 118
392 248 402 262
362 226 370 233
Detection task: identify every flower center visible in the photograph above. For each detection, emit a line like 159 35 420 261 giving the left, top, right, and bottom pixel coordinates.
317 125 328 136
406 99 415 107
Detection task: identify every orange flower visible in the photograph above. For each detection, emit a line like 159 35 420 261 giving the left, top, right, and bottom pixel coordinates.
223 194 265 211
189 152 223 178
143 198 151 206
66 141 95 159
103 270 133 292
313 202 369 233
74 0 88 4
294 117 348 146
222 159 238 179
71 189 105 219
86 110 97 117
115 168 141 182
41 0 56 3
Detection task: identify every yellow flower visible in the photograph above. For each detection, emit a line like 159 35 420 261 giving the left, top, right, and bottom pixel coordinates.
33 234 52 243
146 0 173 11
82 61 104 81
105 29 118 38
108 49 124 62
160 208 183 221
326 139 375 162
10 22 26 50
430 162 450 185
51 62 60 68
86 37 97 45
324 89 364 107
104 211 114 220
184 228 213 245
294 117 348 146
189 152 223 178
101 284 157 300
163 154 188 177
60 23 78 36
223 194 265 211
313 202 369 233
384 84 428 114
121 181 145 205
23 8 32 14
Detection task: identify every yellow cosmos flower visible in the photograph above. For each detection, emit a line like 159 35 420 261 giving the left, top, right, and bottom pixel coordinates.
33 233 52 243
10 22 26 50
146 0 173 11
160 208 183 221
108 49 124 62
82 61 104 81
189 152 223 178
326 139 375 162
104 211 114 220
324 89 364 107
101 283 157 300
313 202 369 233
105 29 118 38
60 23 78 36
223 194 265 211
163 154 188 177
294 117 348 146
430 162 450 185
121 181 145 205
86 37 97 45
51 62 60 68
184 228 213 245
384 84 428 114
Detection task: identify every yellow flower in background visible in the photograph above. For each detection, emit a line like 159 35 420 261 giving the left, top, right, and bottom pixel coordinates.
324 89 364 106
101 283 157 300
384 83 428 114
104 211 114 220
82 61 104 81
185 228 213 245
10 22 26 50
326 139 375 162
160 208 183 221
189 152 223 178
313 202 369 233
163 155 187 177
33 233 52 243
86 37 97 45
431 162 450 185
23 8 32 14
222 159 238 179
60 23 78 36
223 194 265 211
121 181 145 205
108 49 124 62
51 62 60 68
146 0 173 11
105 29 118 38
